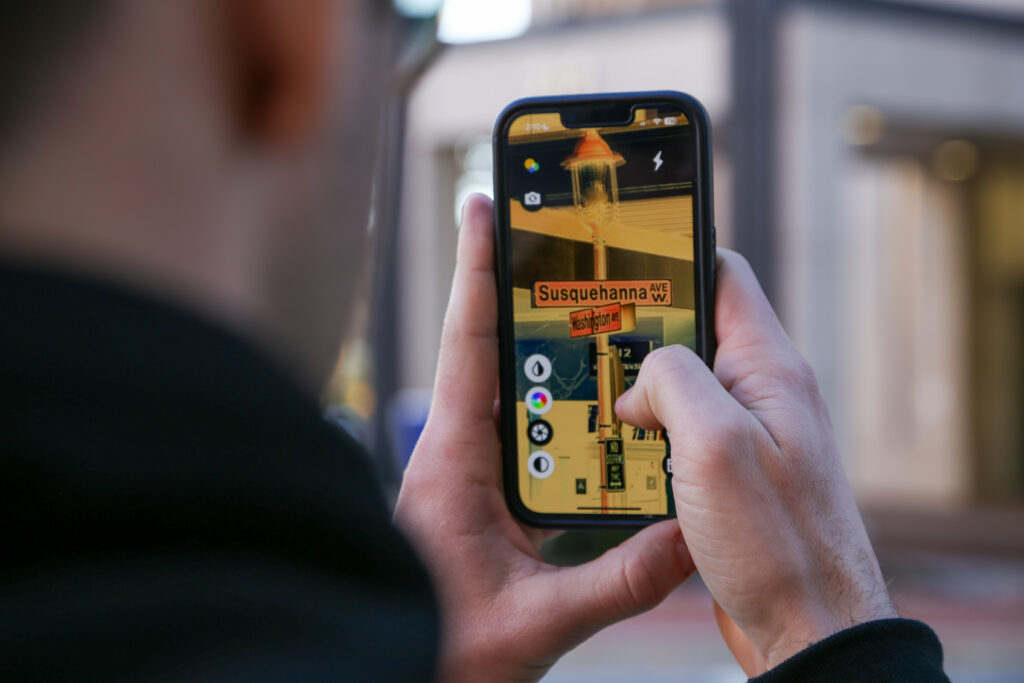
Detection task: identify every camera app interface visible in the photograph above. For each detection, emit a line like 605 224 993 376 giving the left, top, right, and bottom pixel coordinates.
502 106 698 517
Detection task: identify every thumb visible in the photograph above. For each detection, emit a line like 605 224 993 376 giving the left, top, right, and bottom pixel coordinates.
410 195 501 482
615 344 743 444
430 193 498 425
405 194 502 492
547 520 695 633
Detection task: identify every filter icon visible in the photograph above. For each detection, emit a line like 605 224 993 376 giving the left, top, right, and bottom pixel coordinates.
524 353 552 382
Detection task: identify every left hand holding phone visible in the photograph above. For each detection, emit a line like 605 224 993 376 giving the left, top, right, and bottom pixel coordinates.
394 194 695 683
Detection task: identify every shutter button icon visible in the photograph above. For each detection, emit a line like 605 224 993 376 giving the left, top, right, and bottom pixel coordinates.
527 419 553 446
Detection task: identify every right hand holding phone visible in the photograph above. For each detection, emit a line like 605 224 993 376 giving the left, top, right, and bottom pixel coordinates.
615 249 897 676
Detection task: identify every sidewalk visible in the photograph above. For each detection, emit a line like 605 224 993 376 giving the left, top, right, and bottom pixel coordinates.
545 561 1024 683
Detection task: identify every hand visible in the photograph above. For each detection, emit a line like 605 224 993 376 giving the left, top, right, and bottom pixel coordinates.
615 250 897 676
394 195 695 683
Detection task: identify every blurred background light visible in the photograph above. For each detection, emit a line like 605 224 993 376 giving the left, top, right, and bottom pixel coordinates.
437 0 532 44
932 139 980 182
842 104 886 146
393 0 444 19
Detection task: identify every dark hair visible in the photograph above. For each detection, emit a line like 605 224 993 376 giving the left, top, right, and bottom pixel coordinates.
0 2 109 139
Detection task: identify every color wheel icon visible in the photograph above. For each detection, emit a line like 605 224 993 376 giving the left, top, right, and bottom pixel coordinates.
524 157 540 173
525 386 553 415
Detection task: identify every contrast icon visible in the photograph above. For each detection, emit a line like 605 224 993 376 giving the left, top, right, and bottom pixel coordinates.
527 419 553 446
528 451 555 479
523 353 552 383
525 386 553 415
524 158 540 173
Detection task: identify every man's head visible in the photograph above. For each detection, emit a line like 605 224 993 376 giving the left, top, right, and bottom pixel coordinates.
0 0 397 394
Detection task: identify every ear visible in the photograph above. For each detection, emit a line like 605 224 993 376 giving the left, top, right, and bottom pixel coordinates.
228 0 337 146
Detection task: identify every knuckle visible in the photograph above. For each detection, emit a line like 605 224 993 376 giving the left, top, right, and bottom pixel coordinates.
702 415 749 454
780 354 822 399
636 346 694 427
638 346 666 378
642 344 690 378
675 415 753 479
614 552 661 616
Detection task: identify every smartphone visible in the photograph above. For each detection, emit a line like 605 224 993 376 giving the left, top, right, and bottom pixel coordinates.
492 91 716 528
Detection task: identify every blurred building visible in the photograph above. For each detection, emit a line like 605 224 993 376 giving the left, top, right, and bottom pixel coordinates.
391 0 1024 513
329 0 1024 679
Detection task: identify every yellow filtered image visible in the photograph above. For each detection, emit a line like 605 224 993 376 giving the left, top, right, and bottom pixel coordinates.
505 112 697 517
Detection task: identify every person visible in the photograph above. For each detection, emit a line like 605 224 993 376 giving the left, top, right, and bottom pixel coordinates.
0 1 949 681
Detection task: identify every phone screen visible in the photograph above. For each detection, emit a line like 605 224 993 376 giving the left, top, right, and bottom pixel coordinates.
498 102 704 520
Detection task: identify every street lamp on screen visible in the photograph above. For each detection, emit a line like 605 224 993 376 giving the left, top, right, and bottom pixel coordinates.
563 129 628 510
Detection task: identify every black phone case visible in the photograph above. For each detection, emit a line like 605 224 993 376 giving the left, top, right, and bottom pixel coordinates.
492 91 716 529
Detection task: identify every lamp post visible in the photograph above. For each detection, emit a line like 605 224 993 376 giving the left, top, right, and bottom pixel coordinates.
563 129 626 511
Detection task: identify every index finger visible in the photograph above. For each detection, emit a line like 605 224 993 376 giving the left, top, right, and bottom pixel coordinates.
714 248 791 356
713 249 811 394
